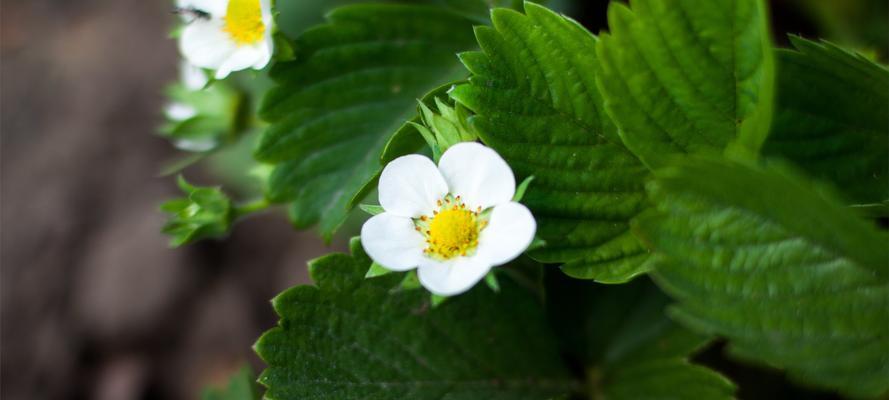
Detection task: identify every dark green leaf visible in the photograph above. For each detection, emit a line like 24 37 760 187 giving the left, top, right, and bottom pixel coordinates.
255 238 578 399
764 37 889 204
597 0 775 168
201 365 259 400
546 274 735 400
634 158 889 397
450 3 652 283
255 4 478 239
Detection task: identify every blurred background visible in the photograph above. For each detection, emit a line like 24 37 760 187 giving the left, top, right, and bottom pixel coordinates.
0 0 885 399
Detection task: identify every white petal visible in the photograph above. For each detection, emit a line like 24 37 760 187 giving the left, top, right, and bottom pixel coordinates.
165 102 197 121
476 202 536 266
438 142 515 210
250 39 273 69
378 154 448 218
417 256 491 296
260 0 273 21
179 19 238 71
179 60 208 90
177 0 226 16
174 138 217 152
214 45 267 79
360 213 426 271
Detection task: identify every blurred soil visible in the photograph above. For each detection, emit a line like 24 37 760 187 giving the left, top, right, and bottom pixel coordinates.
0 1 331 398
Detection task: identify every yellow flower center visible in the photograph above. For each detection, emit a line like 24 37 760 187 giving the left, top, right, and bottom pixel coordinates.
223 0 266 46
417 196 487 260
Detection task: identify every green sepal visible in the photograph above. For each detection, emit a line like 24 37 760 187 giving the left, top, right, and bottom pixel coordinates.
390 270 422 293
364 262 392 278
484 271 501 293
161 176 234 247
358 204 385 216
513 175 534 202
415 95 479 159
272 31 295 62
430 293 448 308
527 237 547 252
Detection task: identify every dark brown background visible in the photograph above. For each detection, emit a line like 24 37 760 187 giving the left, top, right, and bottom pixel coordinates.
0 1 335 398
0 0 884 399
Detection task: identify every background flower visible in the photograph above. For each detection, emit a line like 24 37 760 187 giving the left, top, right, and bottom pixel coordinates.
178 0 274 79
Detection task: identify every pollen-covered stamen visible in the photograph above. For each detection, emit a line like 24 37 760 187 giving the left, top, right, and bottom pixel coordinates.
223 0 265 45
415 195 489 260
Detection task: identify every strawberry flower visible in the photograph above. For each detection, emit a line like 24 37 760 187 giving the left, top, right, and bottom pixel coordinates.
177 0 274 79
361 143 536 296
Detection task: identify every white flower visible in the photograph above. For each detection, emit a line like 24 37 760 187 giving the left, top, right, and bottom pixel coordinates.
361 142 536 296
177 0 274 80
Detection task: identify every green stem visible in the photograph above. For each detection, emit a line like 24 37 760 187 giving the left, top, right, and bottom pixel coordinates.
233 198 270 219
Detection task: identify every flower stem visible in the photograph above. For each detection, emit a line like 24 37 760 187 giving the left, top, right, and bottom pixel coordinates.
233 198 270 219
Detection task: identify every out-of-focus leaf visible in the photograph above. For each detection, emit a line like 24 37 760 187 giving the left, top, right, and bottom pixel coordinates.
764 36 888 204
635 157 889 397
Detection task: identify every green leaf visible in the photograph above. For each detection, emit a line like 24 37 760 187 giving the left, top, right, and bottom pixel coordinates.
546 274 735 400
161 176 234 247
596 0 775 168
255 4 479 239
634 158 889 397
254 239 578 399
201 365 259 400
764 37 889 204
450 3 652 283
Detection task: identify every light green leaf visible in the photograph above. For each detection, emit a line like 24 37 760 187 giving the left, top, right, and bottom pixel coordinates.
450 3 652 283
201 365 258 400
596 0 775 168
256 4 479 239
546 274 735 400
255 239 578 399
764 36 889 204
634 158 889 397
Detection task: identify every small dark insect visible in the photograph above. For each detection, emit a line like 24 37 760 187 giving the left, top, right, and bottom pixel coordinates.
172 6 211 22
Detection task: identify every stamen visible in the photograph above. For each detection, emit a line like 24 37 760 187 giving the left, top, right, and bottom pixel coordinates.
415 196 486 260
223 0 266 45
